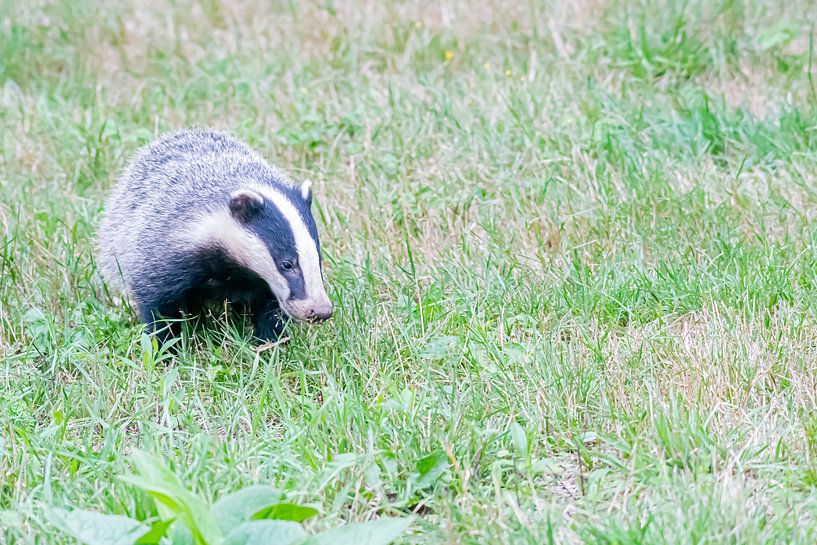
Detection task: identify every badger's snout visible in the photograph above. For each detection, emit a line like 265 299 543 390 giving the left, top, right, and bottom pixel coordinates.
282 298 334 323
305 301 333 322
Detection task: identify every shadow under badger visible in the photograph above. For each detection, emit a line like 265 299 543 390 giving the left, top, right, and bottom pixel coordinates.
97 130 333 342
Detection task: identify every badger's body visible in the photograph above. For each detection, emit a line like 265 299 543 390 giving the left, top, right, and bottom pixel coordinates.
97 129 333 341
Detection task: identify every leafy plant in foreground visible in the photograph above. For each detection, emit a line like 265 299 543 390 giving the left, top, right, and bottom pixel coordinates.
46 451 413 545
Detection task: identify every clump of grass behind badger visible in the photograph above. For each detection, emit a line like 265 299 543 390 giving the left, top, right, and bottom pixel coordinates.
97 130 334 344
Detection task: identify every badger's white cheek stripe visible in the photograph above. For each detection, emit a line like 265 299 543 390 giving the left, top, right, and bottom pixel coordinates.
184 209 290 300
250 185 328 304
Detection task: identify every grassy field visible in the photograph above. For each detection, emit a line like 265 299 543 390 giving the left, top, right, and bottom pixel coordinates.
3 0 817 543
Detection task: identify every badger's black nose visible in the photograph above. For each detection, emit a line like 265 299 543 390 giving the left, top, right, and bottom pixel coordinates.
306 303 334 322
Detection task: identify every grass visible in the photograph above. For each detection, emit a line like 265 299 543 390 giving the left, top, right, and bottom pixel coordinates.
3 0 817 543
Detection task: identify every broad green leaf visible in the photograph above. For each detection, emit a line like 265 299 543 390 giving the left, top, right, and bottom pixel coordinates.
120 451 222 545
414 450 448 489
135 517 176 545
510 422 528 459
530 458 562 475
172 523 195 545
251 502 319 523
46 508 148 545
222 520 307 545
418 336 457 359
300 517 414 545
212 485 285 532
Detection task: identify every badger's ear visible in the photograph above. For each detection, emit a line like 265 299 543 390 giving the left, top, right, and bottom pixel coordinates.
229 189 264 222
300 179 313 206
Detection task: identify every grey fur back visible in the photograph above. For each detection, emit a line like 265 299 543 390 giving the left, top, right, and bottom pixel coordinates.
97 129 294 295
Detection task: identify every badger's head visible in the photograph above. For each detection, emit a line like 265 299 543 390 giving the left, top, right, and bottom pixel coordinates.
206 180 333 322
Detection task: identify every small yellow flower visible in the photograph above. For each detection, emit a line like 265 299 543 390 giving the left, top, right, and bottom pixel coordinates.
519 76 525 81
445 50 454 60
505 69 512 77
415 21 422 28
483 62 491 70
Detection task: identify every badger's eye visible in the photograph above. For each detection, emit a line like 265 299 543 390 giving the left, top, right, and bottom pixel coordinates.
281 260 294 272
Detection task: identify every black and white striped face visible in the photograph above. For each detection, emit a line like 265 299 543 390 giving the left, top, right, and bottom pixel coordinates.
194 181 333 322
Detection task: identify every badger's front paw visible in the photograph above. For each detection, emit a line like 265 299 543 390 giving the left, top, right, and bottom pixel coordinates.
252 299 288 343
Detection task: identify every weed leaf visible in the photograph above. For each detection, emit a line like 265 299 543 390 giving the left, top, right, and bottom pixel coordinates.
222 520 307 545
120 451 221 545
135 517 176 544
251 502 319 523
414 450 448 489
510 422 528 459
212 485 285 531
300 517 414 545
45 508 149 545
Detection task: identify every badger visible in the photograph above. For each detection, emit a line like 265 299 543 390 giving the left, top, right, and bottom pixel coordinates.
97 129 333 342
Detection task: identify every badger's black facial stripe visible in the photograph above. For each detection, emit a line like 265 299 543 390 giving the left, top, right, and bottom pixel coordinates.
282 263 306 300
289 190 321 261
244 197 308 301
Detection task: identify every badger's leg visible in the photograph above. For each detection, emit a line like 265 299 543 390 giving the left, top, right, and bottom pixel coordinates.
252 298 287 342
138 296 186 345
